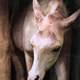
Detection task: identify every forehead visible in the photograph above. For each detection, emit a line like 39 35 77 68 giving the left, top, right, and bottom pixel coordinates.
39 14 62 31
43 14 59 25
38 26 52 38
31 28 63 49
31 33 61 49
39 21 61 39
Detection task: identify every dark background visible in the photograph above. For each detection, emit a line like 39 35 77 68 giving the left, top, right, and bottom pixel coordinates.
10 0 80 80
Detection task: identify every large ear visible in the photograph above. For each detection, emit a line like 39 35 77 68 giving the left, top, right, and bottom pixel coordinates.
62 9 80 28
33 0 45 24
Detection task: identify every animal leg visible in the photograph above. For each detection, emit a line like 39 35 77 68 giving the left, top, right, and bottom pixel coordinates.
11 40 26 80
54 54 70 80
12 52 25 80
24 51 33 73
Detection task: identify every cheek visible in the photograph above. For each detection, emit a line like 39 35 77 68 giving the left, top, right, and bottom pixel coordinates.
45 53 60 70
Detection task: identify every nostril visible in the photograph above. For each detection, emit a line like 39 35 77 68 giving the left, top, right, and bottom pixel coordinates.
35 75 39 80
27 76 31 80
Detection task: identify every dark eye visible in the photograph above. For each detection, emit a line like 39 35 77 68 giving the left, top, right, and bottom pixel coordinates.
31 45 33 48
52 46 61 52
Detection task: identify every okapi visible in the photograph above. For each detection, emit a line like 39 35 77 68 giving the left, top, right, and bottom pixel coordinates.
11 0 80 80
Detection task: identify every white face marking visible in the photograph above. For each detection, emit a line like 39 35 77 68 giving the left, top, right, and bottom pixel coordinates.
40 38 52 48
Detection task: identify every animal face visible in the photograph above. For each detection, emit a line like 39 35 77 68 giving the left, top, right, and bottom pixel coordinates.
28 0 80 80
29 13 65 80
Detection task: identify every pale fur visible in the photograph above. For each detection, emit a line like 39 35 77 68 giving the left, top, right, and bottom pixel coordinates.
13 0 68 80
12 0 80 80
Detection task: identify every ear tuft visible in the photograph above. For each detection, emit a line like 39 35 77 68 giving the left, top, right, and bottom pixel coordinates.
34 14 43 23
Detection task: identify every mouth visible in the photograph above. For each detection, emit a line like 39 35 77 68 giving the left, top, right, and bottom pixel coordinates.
35 75 39 80
27 70 46 80
27 75 40 80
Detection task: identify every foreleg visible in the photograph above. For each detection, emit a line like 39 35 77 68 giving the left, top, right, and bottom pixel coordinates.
54 53 70 80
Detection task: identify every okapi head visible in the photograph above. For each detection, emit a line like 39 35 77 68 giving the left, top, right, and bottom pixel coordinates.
28 0 80 80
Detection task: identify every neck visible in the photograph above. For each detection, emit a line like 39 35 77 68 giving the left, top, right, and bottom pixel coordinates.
55 0 68 18
38 0 68 18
